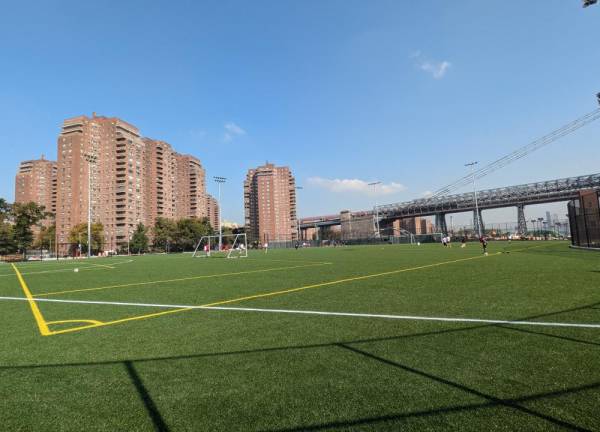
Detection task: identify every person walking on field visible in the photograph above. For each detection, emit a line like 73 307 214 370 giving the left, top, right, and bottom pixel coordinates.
480 235 488 256
461 236 467 248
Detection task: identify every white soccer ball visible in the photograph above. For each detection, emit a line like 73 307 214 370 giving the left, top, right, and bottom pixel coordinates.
74 268 79 273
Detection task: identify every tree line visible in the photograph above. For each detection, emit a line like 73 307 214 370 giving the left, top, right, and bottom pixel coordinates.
0 198 222 256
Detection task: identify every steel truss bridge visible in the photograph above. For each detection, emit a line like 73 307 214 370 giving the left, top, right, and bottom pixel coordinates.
299 173 600 235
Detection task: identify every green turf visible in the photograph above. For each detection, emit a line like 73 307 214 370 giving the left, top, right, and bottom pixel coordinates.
1 241 599 431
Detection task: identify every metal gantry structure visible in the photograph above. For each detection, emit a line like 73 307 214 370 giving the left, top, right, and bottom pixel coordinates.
428 107 600 200
377 173 600 234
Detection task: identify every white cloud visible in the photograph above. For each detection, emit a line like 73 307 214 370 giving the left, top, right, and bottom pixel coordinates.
422 190 434 198
307 177 406 196
223 121 246 142
412 52 451 79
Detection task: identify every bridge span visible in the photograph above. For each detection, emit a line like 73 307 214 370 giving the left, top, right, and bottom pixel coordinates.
299 173 600 237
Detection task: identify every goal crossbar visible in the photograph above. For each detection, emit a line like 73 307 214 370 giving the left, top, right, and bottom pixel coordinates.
192 234 248 259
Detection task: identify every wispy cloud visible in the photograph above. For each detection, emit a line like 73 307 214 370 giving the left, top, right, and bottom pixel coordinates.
307 177 406 196
422 190 434 198
411 51 451 79
223 122 246 142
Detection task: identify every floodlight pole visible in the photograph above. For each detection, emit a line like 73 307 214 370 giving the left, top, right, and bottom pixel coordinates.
295 186 303 241
465 162 481 238
368 181 382 237
84 153 97 258
213 176 227 251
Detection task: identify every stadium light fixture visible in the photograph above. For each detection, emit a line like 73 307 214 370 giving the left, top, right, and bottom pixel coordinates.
213 176 227 251
84 153 98 258
295 186 303 241
464 162 481 238
368 182 382 237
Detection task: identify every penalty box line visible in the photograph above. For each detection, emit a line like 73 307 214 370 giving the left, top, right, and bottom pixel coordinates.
1 296 599 330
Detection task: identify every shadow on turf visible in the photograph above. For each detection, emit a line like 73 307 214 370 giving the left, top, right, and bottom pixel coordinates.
261 344 595 432
262 379 600 431
124 361 170 432
3 300 600 431
3 300 600 371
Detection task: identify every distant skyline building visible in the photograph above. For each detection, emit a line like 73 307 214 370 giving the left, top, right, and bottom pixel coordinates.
16 113 213 253
14 156 57 227
244 163 297 244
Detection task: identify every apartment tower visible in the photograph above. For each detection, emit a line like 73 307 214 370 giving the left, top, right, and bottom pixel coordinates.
14 156 57 226
206 194 220 230
56 114 148 252
175 155 207 220
52 113 210 253
244 163 297 244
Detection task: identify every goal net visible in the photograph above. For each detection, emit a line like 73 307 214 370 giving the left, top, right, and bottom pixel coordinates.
192 233 248 259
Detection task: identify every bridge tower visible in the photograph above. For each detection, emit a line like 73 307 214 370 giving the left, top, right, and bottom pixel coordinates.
435 213 448 235
517 204 527 235
473 209 485 237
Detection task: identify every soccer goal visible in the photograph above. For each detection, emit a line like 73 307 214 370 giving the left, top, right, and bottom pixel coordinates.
192 233 248 259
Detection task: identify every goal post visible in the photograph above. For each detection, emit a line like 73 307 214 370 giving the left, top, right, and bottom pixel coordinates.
192 233 248 259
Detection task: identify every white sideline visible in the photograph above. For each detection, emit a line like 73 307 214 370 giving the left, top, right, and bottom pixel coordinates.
1 296 599 329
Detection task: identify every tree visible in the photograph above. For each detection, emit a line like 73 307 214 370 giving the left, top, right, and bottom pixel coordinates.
152 217 177 252
0 223 16 255
172 218 213 251
68 223 104 255
0 198 15 255
12 202 50 255
130 223 149 254
34 224 56 250
0 198 11 224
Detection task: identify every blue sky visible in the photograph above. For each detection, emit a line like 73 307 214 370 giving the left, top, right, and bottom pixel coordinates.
1 0 598 226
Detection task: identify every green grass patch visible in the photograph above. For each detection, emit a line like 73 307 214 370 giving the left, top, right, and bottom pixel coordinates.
1 241 599 431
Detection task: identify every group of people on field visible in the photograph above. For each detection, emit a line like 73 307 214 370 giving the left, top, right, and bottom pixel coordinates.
442 234 488 255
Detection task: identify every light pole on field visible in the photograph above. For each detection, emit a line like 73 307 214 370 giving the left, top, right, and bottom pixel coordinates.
295 186 303 241
84 153 98 258
213 176 227 250
368 181 382 237
465 162 481 238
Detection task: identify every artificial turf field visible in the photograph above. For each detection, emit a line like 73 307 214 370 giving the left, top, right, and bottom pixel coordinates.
1 241 599 431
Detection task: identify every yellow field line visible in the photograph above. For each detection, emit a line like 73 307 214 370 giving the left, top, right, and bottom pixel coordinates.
47 308 192 336
83 262 116 270
0 260 132 278
200 253 501 308
46 252 500 336
46 319 104 326
11 264 51 336
34 262 332 297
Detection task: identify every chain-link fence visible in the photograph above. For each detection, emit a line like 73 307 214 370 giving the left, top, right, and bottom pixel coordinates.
568 191 600 249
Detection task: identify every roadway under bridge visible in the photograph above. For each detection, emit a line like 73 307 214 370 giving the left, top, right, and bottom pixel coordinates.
299 173 600 238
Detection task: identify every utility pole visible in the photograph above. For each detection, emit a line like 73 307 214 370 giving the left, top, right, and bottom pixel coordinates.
465 162 481 238
295 186 303 242
84 153 98 258
368 181 382 238
213 176 227 251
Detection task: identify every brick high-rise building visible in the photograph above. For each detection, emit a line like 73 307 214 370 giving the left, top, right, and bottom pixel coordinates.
144 139 179 222
175 155 207 220
19 113 211 254
56 114 148 252
14 156 57 226
206 194 220 231
244 163 297 244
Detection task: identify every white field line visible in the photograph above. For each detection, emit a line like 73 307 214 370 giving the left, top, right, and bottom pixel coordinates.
0 296 599 329
0 260 134 277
